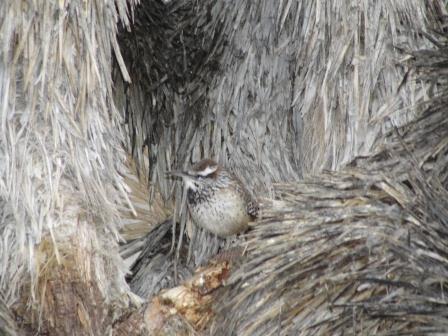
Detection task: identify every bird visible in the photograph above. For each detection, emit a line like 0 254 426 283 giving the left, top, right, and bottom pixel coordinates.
169 159 258 237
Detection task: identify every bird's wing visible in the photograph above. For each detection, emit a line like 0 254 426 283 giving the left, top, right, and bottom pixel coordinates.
246 200 259 219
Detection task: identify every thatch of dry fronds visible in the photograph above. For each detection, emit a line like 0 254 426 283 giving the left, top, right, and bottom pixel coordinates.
0 0 141 334
116 0 446 199
115 0 447 281
0 296 18 336
210 46 448 335
1 0 448 335
120 155 171 242
116 2 448 330
128 30 448 333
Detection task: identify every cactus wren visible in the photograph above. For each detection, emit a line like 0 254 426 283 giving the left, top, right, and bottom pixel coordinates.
169 159 258 237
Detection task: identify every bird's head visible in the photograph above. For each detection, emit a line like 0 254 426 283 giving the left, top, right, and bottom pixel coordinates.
168 159 220 191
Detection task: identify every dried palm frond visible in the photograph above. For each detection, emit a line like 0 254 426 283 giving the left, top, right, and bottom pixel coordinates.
120 155 171 241
1 0 448 334
0 295 18 336
115 1 447 272
0 0 138 333
116 0 446 198
140 97 448 334
211 37 448 335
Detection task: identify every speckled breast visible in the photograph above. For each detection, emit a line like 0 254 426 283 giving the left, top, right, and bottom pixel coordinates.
187 187 250 237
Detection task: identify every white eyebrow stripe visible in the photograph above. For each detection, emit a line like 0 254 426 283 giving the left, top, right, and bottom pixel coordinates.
197 165 218 176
